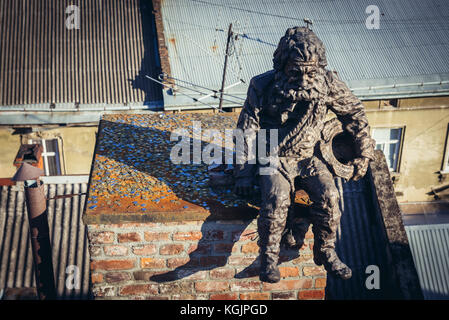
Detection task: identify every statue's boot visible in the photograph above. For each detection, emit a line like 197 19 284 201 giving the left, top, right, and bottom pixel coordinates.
313 249 352 280
282 230 298 248
257 171 291 284
259 252 281 283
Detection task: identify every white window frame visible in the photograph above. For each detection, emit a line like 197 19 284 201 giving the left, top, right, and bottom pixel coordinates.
371 127 404 172
28 138 62 176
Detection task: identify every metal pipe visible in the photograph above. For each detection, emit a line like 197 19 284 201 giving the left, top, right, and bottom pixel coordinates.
24 179 56 300
12 163 56 300
219 23 233 111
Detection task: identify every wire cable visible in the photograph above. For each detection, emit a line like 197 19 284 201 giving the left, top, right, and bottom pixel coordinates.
161 73 246 101
145 75 223 111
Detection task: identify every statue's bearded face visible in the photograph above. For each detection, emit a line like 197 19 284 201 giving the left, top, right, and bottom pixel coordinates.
272 57 325 106
283 59 318 91
270 27 328 107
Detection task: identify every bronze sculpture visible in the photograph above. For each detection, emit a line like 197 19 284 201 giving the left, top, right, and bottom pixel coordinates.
234 27 375 283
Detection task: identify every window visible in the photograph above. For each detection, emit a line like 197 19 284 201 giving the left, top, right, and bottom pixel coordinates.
372 128 403 172
28 138 62 176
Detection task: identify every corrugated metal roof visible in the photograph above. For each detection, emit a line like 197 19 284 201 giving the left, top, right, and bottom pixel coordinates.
325 177 400 299
0 0 162 109
0 181 91 299
160 0 449 108
405 223 449 299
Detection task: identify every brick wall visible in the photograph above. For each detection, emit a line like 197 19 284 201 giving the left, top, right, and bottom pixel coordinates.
87 219 326 300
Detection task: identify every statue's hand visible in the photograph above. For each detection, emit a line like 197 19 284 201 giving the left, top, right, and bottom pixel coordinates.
349 157 370 181
234 178 254 197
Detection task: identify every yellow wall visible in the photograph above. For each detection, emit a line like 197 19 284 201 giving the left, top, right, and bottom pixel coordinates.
55 127 97 174
0 129 21 177
367 107 449 202
0 126 97 177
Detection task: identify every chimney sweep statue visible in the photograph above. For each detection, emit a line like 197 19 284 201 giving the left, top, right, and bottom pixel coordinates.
234 26 375 283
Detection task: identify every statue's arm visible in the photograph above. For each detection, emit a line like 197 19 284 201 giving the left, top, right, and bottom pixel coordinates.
326 71 375 161
234 80 261 190
326 72 375 180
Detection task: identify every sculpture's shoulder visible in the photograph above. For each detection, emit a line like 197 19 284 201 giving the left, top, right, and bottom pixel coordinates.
323 69 352 96
249 70 276 95
324 69 340 86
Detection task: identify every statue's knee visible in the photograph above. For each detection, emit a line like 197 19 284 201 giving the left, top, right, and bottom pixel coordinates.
315 188 340 212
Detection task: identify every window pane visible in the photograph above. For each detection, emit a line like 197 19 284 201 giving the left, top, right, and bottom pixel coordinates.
390 128 402 141
372 128 390 142
45 139 58 153
388 142 398 171
376 143 384 152
46 155 59 175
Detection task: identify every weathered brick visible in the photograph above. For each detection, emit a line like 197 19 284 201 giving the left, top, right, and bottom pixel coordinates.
92 285 116 297
113 223 156 228
235 266 259 279
203 230 224 241
145 296 170 300
134 271 166 281
187 243 211 254
144 231 170 241
230 281 261 292
240 292 270 300
89 232 114 244
199 256 227 267
263 279 312 291
89 245 103 256
228 256 258 266
118 232 141 243
159 282 194 295
298 289 325 300
315 277 327 288
91 273 103 284
214 243 238 253
272 291 297 300
176 270 208 280
241 242 259 254
303 266 326 276
105 272 132 283
210 293 238 300
141 257 166 269
172 294 209 300
133 270 198 282
133 244 157 255
104 245 128 256
167 257 190 268
291 254 314 264
172 294 199 300
232 229 257 241
160 244 184 255
173 231 202 241
164 221 201 226
120 284 158 296
279 266 299 278
91 259 135 271
210 268 235 279
195 281 229 293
